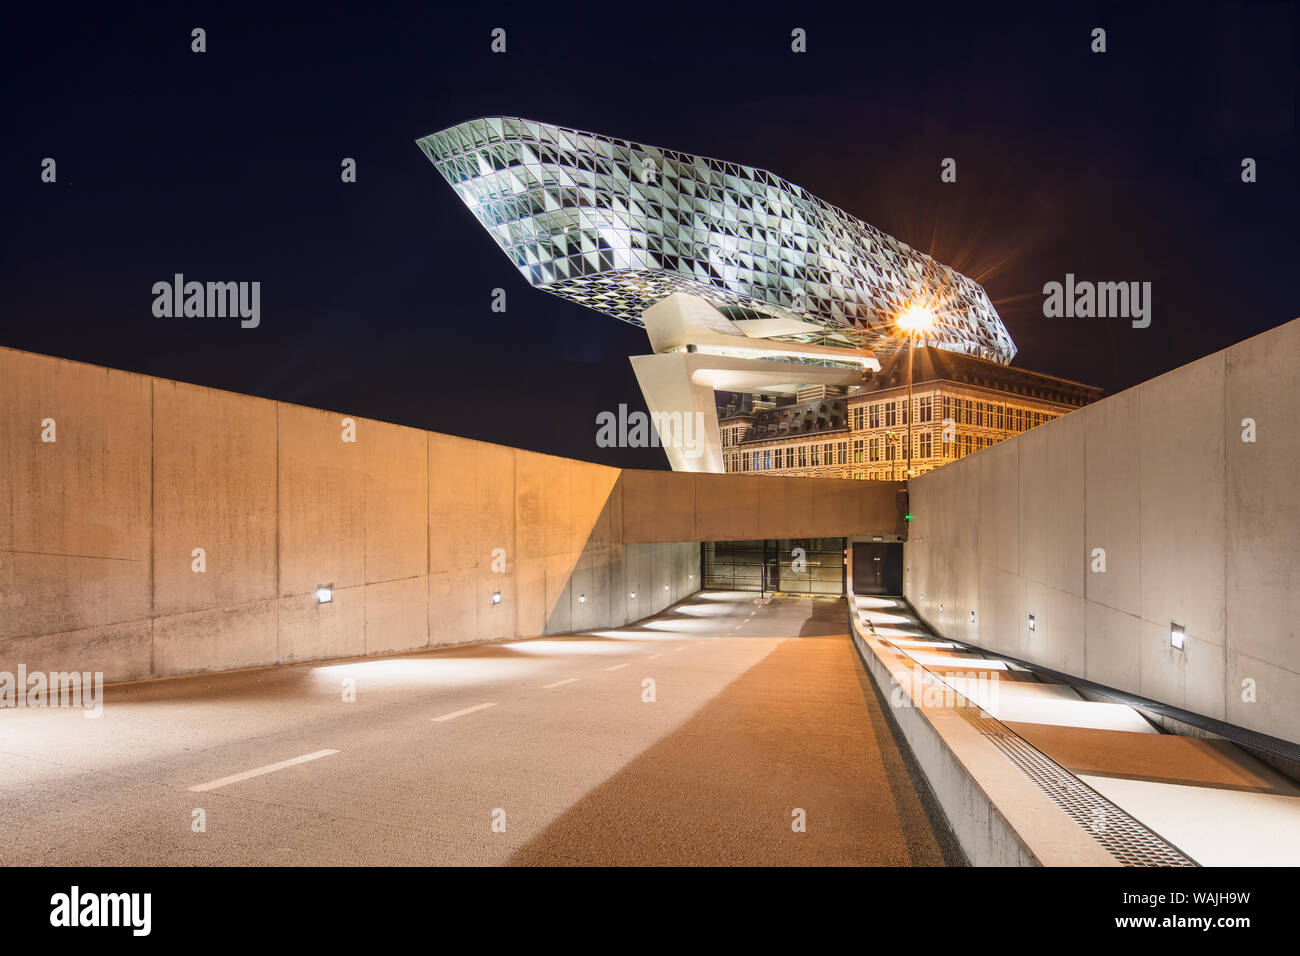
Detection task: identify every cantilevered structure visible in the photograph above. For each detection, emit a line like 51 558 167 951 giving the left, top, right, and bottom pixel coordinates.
418 117 1016 471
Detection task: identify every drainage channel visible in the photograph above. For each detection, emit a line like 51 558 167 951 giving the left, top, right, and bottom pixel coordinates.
854 595 1197 866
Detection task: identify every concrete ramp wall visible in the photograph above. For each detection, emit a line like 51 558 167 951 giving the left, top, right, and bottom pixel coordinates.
0 347 698 683
620 469 905 542
904 318 1300 745
0 346 900 683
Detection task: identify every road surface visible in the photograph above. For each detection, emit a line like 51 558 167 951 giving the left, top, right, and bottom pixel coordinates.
0 591 960 866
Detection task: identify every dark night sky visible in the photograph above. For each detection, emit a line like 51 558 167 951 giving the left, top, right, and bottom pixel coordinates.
2 1 1295 468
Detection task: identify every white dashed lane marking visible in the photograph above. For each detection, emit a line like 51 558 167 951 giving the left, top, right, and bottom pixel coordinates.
431 702 497 722
188 749 340 793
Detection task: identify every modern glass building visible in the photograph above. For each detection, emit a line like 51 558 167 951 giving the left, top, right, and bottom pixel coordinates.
418 117 1017 365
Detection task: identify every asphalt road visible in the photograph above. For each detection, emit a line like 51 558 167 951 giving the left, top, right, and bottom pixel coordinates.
0 591 960 866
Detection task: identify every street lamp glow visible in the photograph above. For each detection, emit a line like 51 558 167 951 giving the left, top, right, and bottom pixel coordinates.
896 303 936 479
896 303 937 334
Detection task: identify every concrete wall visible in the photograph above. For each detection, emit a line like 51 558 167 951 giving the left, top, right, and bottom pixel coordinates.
905 319 1300 744
0 346 897 683
620 470 906 543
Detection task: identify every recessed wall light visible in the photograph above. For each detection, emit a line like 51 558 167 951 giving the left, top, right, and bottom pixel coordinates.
664 584 670 591
578 593 586 605
491 591 502 605
970 610 976 624
1170 622 1185 650
629 591 636 599
1027 613 1036 631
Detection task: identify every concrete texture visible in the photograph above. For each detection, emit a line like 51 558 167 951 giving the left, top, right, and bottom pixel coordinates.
1077 773 1300 866
0 593 957 866
0 345 902 682
905 318 1300 744
1006 723 1300 794
848 595 1117 866
852 592 1300 865
619 468 904 543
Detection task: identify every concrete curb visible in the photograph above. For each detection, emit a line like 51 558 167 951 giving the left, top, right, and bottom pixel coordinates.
847 602 1119 867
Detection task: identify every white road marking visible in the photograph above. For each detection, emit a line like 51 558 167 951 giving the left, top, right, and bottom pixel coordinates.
189 749 339 793
431 702 497 722
647 653 663 660
604 663 630 671
674 646 686 651
543 678 580 689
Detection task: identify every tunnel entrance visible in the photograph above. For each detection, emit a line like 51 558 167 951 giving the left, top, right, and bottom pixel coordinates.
701 538 847 596
851 542 903 595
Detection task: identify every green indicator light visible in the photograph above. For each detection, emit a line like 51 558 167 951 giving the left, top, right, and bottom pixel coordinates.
904 513 913 521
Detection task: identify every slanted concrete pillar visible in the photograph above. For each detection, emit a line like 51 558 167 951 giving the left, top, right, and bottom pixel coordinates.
631 293 877 473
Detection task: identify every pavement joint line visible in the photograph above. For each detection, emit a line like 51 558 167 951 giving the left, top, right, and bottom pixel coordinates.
542 678 580 689
188 749 339 793
603 663 630 671
431 702 497 722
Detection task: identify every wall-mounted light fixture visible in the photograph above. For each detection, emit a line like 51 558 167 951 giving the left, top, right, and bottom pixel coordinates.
629 591 636 599
491 591 502 605
1170 622 1185 650
578 593 586 605
1027 613 1036 631
315 585 333 604
970 610 976 624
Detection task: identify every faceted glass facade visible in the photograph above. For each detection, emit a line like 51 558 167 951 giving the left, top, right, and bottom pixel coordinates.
418 117 1016 364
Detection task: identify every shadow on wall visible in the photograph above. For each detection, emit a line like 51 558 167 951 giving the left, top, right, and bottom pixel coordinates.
0 346 905 683
0 345 696 684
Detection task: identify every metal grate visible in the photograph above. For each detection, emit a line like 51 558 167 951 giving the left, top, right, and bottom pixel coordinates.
952 697 1196 867
865 622 1197 867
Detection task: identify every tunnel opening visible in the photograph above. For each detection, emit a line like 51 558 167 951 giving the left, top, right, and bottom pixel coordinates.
701 538 847 596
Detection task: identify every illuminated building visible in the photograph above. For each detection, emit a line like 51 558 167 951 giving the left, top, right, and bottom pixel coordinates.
421 117 1021 471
